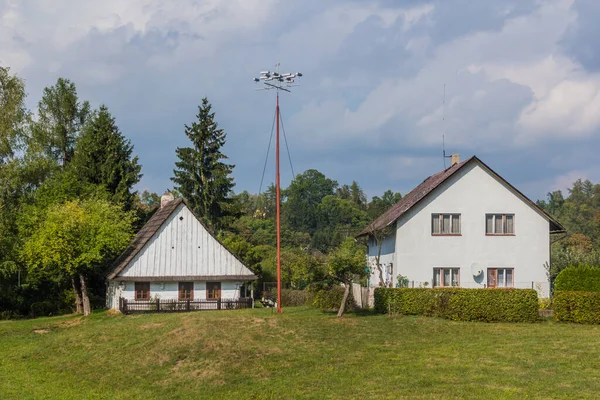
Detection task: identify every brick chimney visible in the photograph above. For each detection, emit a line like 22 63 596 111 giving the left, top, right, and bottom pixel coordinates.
161 192 174 208
450 154 460 166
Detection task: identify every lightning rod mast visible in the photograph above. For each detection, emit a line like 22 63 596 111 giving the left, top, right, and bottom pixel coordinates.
254 64 303 314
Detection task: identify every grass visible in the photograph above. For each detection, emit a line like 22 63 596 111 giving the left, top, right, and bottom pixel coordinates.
1 307 600 399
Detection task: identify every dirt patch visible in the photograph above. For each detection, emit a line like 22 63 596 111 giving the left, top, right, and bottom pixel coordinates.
58 319 83 328
106 309 122 316
33 329 50 334
140 322 165 330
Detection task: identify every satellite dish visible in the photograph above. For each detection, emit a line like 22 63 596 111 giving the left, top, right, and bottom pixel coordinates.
470 262 483 277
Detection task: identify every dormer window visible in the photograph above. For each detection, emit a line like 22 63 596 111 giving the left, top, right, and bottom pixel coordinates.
432 214 461 235
486 214 514 235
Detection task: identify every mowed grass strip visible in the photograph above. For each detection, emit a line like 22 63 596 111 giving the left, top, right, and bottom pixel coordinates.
1 307 600 399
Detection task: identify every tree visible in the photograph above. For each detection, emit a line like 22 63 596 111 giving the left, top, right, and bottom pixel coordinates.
326 238 367 317
368 189 402 220
0 66 28 163
71 105 142 208
32 78 90 167
283 169 338 235
172 98 236 231
22 199 135 316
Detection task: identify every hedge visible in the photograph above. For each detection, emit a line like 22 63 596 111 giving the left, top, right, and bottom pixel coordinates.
374 288 539 323
554 265 600 292
554 291 600 324
280 289 314 307
312 286 354 311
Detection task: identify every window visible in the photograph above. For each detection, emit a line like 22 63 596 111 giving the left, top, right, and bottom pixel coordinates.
432 214 461 235
485 214 514 235
178 282 194 300
487 268 514 288
433 268 460 287
134 282 150 301
206 282 221 300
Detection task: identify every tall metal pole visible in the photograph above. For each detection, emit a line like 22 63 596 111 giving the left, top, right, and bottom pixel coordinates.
276 91 282 314
254 65 302 314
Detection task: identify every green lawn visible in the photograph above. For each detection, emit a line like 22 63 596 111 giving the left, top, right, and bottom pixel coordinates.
1 307 599 399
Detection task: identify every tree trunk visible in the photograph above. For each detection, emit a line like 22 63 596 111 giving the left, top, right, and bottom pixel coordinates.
71 277 83 314
79 274 91 317
337 282 351 318
376 239 385 287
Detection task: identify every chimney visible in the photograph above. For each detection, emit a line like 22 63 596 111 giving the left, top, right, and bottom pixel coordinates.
161 192 174 208
450 154 460 166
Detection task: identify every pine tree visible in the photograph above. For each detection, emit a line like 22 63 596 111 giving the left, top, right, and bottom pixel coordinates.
172 98 235 230
71 105 142 209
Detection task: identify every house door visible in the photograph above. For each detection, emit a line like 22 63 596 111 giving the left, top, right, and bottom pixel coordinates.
487 269 497 288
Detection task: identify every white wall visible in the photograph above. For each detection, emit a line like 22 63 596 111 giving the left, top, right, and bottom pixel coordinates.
368 162 551 297
120 204 254 278
367 231 395 287
107 280 243 309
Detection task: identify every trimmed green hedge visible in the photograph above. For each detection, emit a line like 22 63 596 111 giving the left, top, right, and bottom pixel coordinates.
374 288 539 323
554 291 600 324
554 266 600 292
312 286 354 311
281 289 314 307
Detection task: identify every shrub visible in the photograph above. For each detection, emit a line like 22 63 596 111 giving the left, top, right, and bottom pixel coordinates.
554 291 600 324
554 266 600 292
281 289 314 307
29 301 57 318
538 298 552 310
374 288 538 323
312 286 354 312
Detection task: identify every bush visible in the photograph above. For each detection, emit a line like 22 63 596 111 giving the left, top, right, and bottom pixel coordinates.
554 291 600 324
29 301 57 318
374 288 539 323
312 286 354 312
538 298 552 310
554 266 600 292
281 289 314 307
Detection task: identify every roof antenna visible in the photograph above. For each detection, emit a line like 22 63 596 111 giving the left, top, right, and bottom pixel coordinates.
442 83 451 169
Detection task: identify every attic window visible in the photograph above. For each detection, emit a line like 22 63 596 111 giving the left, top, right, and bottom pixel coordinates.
179 216 184 221
432 213 461 235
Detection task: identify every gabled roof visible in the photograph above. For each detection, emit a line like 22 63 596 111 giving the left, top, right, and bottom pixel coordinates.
358 156 566 237
107 198 256 280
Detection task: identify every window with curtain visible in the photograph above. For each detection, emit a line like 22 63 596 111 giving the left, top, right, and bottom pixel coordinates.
432 214 461 235
206 282 221 300
433 268 460 287
487 268 514 288
485 214 515 235
178 282 194 300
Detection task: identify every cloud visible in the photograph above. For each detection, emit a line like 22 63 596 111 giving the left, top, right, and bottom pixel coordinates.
2 0 600 202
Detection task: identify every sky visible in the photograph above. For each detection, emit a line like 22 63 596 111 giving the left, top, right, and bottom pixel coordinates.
2 0 600 202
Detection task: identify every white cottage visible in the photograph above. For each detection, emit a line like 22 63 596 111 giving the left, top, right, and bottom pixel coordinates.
106 194 257 310
358 155 565 298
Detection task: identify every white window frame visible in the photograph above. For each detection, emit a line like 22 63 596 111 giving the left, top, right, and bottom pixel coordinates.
433 267 460 287
485 214 515 235
487 268 514 288
431 213 461 235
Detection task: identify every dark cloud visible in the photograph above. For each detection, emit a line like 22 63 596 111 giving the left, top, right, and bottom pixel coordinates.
560 0 600 72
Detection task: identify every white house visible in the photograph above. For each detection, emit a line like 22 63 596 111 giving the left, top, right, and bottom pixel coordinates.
106 194 257 310
358 155 565 298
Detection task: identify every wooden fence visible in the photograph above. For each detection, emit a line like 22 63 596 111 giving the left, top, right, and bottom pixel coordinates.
118 297 252 315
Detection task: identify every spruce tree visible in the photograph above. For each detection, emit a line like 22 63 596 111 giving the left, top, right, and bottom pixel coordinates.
71 105 142 209
172 98 235 230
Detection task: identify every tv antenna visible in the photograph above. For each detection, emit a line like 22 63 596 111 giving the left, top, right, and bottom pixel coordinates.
442 83 452 169
253 63 303 314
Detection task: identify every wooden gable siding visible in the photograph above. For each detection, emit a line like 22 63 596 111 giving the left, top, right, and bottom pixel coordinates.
119 203 255 279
